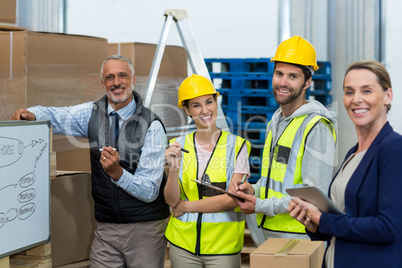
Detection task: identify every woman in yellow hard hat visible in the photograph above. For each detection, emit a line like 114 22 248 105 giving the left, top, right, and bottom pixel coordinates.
164 74 251 268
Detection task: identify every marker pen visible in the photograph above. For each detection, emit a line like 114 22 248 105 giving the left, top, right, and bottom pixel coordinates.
99 148 116 152
180 148 189 153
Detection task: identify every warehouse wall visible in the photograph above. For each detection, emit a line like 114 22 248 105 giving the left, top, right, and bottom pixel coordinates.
326 0 402 166
289 0 329 61
283 0 378 167
64 0 279 59
17 0 64 32
282 0 402 167
384 0 402 134
327 0 378 167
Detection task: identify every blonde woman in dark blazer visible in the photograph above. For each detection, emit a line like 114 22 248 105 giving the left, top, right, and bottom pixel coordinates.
288 60 402 268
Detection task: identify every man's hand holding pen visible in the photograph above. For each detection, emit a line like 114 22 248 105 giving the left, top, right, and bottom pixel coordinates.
232 174 254 195
229 174 257 214
237 174 247 191
100 146 123 181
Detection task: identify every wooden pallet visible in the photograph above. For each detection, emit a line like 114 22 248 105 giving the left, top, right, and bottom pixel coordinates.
2 243 53 268
0 256 10 268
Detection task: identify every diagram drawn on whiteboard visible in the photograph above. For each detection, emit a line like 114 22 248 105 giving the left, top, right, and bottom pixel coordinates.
0 136 48 227
0 121 50 258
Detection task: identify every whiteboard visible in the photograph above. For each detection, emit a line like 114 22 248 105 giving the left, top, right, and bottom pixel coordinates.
0 121 51 258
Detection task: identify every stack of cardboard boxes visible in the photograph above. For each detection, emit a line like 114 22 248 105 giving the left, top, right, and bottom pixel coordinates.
0 18 105 267
0 0 16 25
0 2 188 266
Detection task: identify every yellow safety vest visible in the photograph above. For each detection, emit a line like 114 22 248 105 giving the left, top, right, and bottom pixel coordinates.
165 130 251 255
257 114 336 233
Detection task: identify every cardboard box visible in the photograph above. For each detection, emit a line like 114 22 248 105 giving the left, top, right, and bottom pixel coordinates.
51 172 96 267
56 148 91 172
250 238 325 268
0 29 108 153
108 42 187 77
0 0 16 24
0 29 107 120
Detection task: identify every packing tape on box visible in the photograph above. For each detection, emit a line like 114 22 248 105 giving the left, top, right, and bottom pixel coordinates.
275 239 300 256
9 32 13 78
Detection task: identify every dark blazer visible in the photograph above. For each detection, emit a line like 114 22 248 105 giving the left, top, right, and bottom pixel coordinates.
309 122 402 268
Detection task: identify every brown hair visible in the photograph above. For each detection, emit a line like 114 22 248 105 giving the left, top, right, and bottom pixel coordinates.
274 62 313 83
344 60 392 112
181 94 218 108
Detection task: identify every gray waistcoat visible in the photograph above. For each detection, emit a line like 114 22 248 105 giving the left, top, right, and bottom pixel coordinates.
87 91 169 223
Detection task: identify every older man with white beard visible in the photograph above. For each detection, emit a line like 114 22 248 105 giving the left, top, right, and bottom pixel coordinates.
12 55 170 268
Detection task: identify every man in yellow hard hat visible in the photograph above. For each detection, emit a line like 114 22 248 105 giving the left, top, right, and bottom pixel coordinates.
232 36 337 240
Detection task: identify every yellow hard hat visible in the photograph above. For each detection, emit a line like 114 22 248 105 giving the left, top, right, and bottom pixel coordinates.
177 74 219 108
271 36 319 71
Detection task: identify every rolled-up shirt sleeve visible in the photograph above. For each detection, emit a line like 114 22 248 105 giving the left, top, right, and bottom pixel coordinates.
112 120 167 202
28 103 93 138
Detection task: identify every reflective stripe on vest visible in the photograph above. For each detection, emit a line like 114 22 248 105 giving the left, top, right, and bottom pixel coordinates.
165 131 250 255
257 114 336 233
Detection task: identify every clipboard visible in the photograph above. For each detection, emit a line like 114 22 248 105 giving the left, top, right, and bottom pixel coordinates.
286 186 344 214
191 180 245 202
